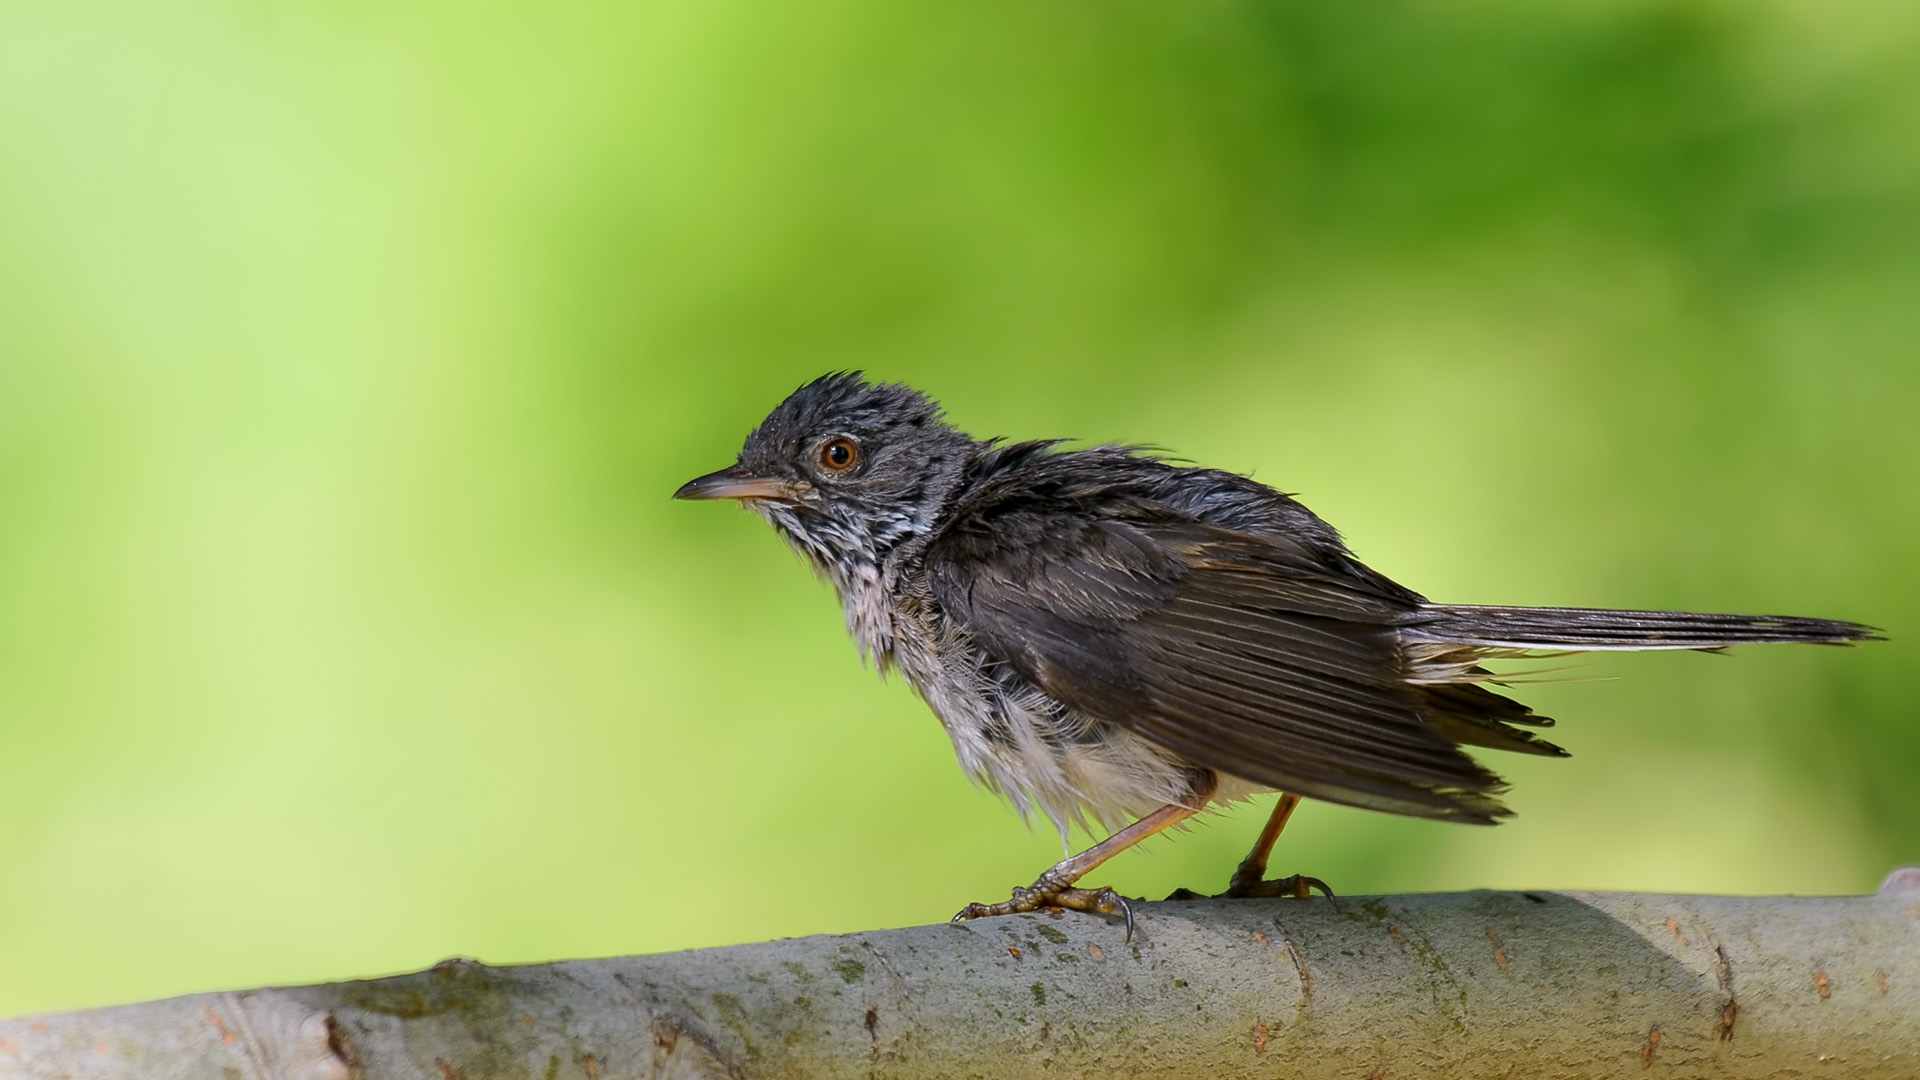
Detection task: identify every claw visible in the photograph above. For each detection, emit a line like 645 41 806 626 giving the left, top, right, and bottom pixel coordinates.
951 882 1135 939
1170 870 1340 909
1230 872 1339 910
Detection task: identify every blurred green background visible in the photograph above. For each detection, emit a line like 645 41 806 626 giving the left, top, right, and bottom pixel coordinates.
2 0 1916 1018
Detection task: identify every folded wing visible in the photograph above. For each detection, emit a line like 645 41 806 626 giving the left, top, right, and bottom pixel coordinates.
927 505 1516 823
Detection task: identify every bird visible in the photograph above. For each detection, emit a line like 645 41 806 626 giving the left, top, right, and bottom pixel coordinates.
674 372 1878 932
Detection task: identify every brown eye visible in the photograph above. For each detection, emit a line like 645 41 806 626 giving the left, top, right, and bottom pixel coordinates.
818 437 858 472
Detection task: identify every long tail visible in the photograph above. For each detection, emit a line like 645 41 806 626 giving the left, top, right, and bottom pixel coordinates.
1407 604 1881 652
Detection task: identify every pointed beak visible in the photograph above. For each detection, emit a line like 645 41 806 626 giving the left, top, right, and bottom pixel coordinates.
673 466 801 502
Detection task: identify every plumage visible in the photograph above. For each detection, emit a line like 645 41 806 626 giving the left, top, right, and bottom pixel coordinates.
677 372 1880 920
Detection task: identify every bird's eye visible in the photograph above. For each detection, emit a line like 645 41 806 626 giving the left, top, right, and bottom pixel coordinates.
818 437 859 472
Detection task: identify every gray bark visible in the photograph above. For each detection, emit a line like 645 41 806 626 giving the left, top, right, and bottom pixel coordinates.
6 874 1919 1079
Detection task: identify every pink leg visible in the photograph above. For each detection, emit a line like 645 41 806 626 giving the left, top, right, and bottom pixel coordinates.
1224 792 1334 903
954 787 1214 937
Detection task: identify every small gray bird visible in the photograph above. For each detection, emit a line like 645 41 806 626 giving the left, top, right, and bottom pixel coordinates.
675 373 1877 931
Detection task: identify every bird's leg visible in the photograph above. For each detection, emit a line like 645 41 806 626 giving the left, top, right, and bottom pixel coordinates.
1226 791 1301 893
1222 792 1335 904
952 800 1204 938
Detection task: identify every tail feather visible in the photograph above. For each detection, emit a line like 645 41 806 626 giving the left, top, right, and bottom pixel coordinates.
1399 603 1877 770
1409 604 1881 652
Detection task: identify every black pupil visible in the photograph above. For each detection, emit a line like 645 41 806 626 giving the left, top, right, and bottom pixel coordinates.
827 442 851 467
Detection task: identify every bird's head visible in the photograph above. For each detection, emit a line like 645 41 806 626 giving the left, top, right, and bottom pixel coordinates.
674 372 976 581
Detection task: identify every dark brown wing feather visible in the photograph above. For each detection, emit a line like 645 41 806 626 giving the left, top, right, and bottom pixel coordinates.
927 506 1515 824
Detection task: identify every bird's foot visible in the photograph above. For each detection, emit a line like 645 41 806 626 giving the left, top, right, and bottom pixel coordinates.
1161 874 1337 906
1224 870 1339 909
952 876 1135 939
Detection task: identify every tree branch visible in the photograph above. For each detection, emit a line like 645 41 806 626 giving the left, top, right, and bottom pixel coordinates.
6 875 1919 1079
